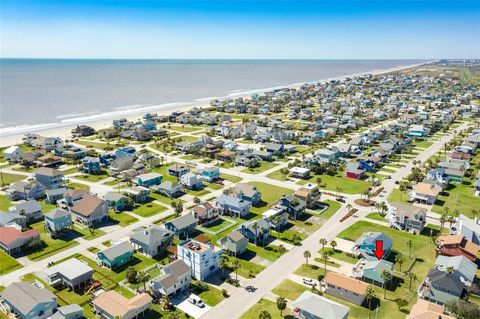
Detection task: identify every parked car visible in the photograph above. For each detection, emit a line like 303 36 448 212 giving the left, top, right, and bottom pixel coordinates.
189 295 205 308
303 278 315 286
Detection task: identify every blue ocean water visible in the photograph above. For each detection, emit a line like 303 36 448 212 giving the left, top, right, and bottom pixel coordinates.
0 59 426 135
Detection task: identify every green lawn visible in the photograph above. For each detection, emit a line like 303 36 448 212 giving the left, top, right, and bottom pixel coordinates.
431 182 480 217
0 195 12 210
294 264 328 279
168 125 203 132
68 182 91 190
297 173 370 194
246 244 286 262
241 298 292 319
267 169 289 182
289 212 322 232
248 182 294 214
74 170 109 182
322 248 359 264
190 280 225 306
72 224 106 240
220 173 243 183
60 167 79 175
109 211 139 226
131 202 167 217
413 140 434 148
242 161 278 174
0 172 26 185
27 221 79 261
271 228 308 245
0 250 23 275
203 218 236 233
226 256 265 278
75 140 112 150
387 188 411 204
366 212 386 221
272 279 309 301
317 200 342 220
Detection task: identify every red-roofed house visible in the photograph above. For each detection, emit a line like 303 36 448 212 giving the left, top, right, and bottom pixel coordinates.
0 226 40 255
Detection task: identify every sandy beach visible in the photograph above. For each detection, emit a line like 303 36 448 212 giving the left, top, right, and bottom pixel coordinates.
0 61 427 148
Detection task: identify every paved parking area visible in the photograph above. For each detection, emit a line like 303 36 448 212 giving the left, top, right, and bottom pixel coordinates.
172 293 212 319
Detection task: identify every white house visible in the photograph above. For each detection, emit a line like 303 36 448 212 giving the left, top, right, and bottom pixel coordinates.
180 172 203 190
149 260 191 297
177 238 222 280
3 146 23 162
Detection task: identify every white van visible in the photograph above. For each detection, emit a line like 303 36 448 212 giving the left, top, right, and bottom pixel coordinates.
188 295 205 308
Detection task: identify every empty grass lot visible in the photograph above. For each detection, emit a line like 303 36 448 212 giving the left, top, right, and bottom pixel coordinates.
0 195 12 210
0 250 23 275
272 279 309 301
242 161 278 174
27 221 79 261
132 202 167 217
316 200 342 220
74 170 109 182
247 182 294 215
109 211 139 226
241 298 292 319
0 172 26 185
297 172 370 194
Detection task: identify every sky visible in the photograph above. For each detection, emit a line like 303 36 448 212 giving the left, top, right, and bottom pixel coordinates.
1 0 479 59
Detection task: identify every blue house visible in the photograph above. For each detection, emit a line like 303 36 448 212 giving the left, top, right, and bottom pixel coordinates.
103 192 128 211
201 167 220 182
353 232 393 260
96 241 134 269
277 195 306 220
82 156 102 174
44 208 72 238
137 173 163 188
216 194 251 218
239 218 270 245
164 213 198 239
352 258 394 286
140 120 156 131
357 157 381 172
406 125 428 139
115 147 136 158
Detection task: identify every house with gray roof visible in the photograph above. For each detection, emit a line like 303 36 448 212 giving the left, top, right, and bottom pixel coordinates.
149 259 191 298
130 226 174 258
164 213 198 239
292 290 349 319
418 268 468 305
154 181 183 198
216 194 251 218
9 200 43 224
0 212 27 229
1 282 57 319
48 304 83 319
45 188 68 204
96 241 134 269
434 255 478 287
232 183 262 205
33 167 64 189
239 218 270 246
45 258 93 291
220 230 248 256
451 214 480 245
44 208 72 238
5 181 45 201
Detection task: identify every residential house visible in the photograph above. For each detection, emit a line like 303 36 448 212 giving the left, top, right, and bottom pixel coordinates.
323 272 368 305
351 258 394 286
79 157 100 174
124 186 150 203
180 172 203 190
191 202 219 225
103 192 128 212
451 214 480 245
406 124 428 139
130 226 174 258
292 291 349 319
219 230 248 256
136 173 163 188
418 269 468 305
1 282 57 319
177 238 222 280
262 208 289 231
167 164 190 177
406 299 455 319
9 200 43 223
352 232 393 259
435 255 478 287
0 226 40 255
474 172 480 196
33 167 64 189
92 291 152 319
135 153 160 169
6 181 45 201
409 182 442 205
277 195 306 220
314 149 340 164
239 218 270 245
69 193 109 227
154 181 183 198
200 167 220 182
232 183 262 205
3 145 23 162
96 241 134 269
108 156 134 177
45 258 93 290
387 203 427 234
345 162 366 180
216 194 251 218
216 150 236 162
293 183 321 209
45 188 68 205
49 304 84 319
149 259 191 298
435 235 479 262
0 212 27 229
290 167 310 179
164 213 198 239
44 208 72 238
71 125 95 137
265 143 285 156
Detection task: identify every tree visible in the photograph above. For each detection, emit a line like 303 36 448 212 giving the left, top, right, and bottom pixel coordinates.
252 222 259 246
232 258 241 282
399 184 407 201
303 250 311 265
395 298 408 311
168 313 180 319
136 270 150 292
173 201 183 217
365 286 376 319
395 253 405 272
219 256 229 277
446 266 455 274
406 239 413 258
276 296 287 316
439 212 448 232
258 310 272 319
330 240 337 252
380 270 392 298
408 272 417 291
292 233 301 245
316 177 322 188
319 238 327 253
193 196 201 204
321 250 329 276
125 266 138 283
278 244 286 254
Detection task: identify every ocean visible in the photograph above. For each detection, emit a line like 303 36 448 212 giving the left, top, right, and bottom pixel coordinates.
0 59 427 136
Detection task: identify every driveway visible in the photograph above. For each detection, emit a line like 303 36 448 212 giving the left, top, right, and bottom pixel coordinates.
172 293 212 319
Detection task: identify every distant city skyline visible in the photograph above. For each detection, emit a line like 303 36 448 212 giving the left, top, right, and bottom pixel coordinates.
1 0 479 59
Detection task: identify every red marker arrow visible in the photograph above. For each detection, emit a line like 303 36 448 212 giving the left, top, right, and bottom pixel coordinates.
373 240 385 260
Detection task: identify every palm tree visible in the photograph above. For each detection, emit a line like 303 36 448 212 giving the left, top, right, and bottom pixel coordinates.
136 270 150 292
260 227 267 246
439 213 448 233
259 310 272 319
406 239 413 258
276 296 287 316
319 238 327 253
365 286 376 319
321 250 329 276
446 266 455 274
399 184 406 201
330 240 337 252
408 272 417 291
232 258 241 282
380 270 392 299
395 253 405 272
316 177 322 188
471 209 479 220
303 250 311 265
346 204 353 214
219 256 229 277
252 222 259 246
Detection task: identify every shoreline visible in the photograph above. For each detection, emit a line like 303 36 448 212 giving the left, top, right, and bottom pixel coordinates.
0 61 430 147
